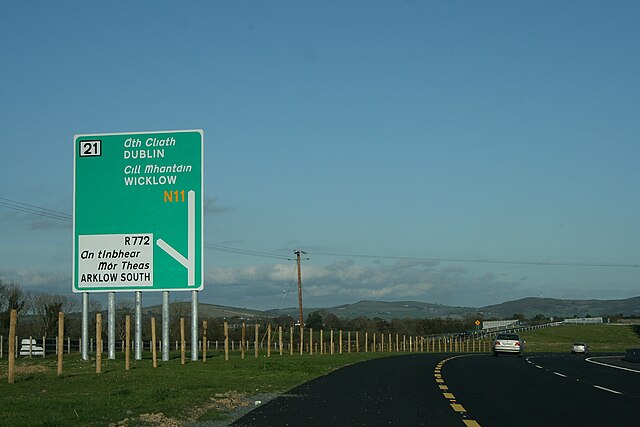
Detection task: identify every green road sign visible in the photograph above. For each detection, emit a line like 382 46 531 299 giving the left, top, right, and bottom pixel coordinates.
73 130 203 292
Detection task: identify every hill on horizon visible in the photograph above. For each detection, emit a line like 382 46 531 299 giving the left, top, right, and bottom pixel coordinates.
142 296 640 321
479 296 640 319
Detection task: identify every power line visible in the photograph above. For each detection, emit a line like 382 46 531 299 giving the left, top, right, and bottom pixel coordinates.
203 243 290 260
279 264 298 311
0 197 72 222
0 196 289 261
2 196 638 268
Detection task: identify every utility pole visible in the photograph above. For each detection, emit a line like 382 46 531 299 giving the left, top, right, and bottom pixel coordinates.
294 250 308 354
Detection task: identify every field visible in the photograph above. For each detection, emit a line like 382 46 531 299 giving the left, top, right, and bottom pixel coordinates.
1 324 639 426
520 323 640 352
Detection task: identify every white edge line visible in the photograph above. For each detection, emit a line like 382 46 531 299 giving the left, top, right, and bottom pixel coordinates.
586 357 640 374
593 385 622 395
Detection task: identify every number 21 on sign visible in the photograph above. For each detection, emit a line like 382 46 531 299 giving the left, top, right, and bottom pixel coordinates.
79 140 102 157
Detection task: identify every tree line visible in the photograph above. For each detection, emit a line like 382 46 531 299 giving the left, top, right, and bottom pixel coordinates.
1 280 483 341
3 279 594 344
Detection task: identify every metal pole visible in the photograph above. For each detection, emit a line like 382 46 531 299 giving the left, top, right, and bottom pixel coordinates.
108 292 116 360
82 292 89 361
191 290 198 361
135 291 142 360
162 291 170 361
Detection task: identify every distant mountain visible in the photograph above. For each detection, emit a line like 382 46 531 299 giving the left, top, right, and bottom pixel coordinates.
265 300 477 321
478 296 640 319
142 296 640 321
142 302 263 319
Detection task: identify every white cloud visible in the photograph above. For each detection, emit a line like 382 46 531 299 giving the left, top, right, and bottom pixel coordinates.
203 258 524 309
4 259 637 313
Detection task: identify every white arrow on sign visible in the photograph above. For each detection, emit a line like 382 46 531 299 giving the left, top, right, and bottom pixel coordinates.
156 190 196 286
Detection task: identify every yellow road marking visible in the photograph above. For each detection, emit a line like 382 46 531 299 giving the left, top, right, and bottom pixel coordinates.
436 354 483 426
451 403 466 412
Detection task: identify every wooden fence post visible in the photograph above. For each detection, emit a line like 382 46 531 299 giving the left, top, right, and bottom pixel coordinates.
224 321 229 361
151 317 157 368
308 328 312 355
267 324 272 357
330 330 334 355
254 324 259 358
279 326 283 356
180 317 186 365
57 312 64 376
241 322 246 360
339 330 343 354
203 320 208 363
8 309 17 384
96 313 102 374
299 325 304 356
125 315 131 371
289 325 293 356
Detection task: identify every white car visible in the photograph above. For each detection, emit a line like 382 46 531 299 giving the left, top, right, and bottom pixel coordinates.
571 343 589 355
492 333 524 357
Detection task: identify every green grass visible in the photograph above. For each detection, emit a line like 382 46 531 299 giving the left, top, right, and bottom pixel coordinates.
0 351 388 426
519 324 640 352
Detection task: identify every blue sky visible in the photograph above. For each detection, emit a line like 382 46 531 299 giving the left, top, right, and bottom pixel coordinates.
1 1 639 311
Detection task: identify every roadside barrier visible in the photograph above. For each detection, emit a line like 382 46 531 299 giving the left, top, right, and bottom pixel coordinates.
3 311 505 384
1 329 494 359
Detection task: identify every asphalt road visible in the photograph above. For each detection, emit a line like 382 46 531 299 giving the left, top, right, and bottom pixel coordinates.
231 353 640 426
444 353 640 426
232 354 462 426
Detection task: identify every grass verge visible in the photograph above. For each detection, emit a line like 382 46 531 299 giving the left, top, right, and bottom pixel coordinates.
0 351 387 426
519 323 640 353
